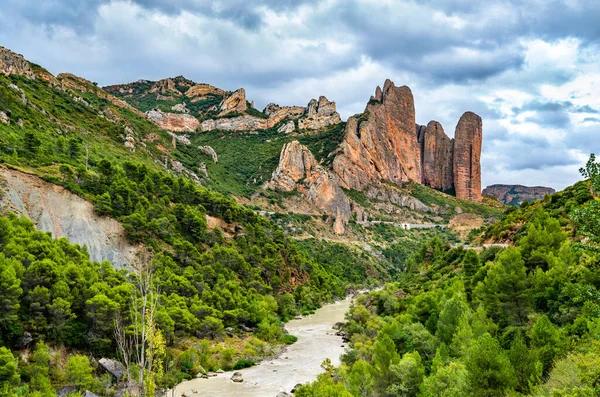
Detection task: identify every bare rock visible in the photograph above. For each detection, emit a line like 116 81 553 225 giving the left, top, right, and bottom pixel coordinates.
278 120 295 134
267 141 350 233
453 112 482 202
0 111 9 124
298 96 341 131
231 372 243 382
333 80 421 190
218 88 247 116
186 83 226 100
146 109 200 132
200 115 270 132
99 358 126 380
199 145 218 163
0 46 35 78
171 103 189 113
168 132 191 146
149 78 179 95
421 120 454 191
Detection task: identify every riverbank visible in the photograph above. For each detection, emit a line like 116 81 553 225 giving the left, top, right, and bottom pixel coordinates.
171 296 353 397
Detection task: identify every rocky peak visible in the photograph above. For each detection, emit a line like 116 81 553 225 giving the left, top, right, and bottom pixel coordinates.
298 96 341 131
185 83 225 100
0 46 35 79
453 112 483 202
218 88 247 116
149 78 179 95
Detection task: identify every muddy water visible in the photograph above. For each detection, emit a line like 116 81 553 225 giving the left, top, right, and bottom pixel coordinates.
172 297 352 397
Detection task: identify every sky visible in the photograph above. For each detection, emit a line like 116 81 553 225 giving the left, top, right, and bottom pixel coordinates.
1 0 599 190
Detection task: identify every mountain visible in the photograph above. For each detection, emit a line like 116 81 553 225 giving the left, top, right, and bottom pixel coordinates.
483 184 556 205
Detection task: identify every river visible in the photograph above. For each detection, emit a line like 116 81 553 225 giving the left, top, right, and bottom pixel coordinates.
172 297 352 397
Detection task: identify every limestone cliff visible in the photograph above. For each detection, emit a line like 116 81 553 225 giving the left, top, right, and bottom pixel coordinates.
146 109 200 132
297 96 342 131
483 184 555 205
421 121 454 192
0 168 137 268
267 141 350 234
218 88 247 116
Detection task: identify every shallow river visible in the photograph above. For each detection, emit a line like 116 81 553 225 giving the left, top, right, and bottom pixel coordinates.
172 297 352 397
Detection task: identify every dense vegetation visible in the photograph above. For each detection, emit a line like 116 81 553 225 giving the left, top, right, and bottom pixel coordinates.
297 155 600 396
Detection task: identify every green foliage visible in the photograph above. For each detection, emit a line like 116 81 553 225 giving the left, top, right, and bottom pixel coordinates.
282 334 298 345
465 333 516 396
66 355 95 392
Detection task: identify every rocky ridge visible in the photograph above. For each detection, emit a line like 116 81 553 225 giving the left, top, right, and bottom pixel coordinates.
483 184 555 205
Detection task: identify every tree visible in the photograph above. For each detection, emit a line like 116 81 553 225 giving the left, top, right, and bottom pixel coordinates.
0 347 19 392
570 154 600 250
420 362 468 397
24 131 41 153
579 153 600 196
475 248 532 327
67 355 94 391
465 334 516 396
372 333 401 393
345 360 374 397
436 297 468 345
529 315 567 376
30 342 55 397
462 250 481 301
386 351 425 397
508 333 542 394
68 137 82 160
0 255 22 342
94 192 112 216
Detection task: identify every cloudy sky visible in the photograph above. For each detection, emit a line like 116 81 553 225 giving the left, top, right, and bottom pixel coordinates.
1 0 599 190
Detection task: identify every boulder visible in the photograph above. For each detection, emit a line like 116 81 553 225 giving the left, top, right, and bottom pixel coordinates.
453 112 483 202
231 372 244 382
0 110 9 124
99 358 126 380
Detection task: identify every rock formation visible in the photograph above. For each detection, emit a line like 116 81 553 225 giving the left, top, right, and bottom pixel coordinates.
421 121 454 191
199 145 218 163
267 141 350 233
333 80 422 190
185 83 226 100
146 109 200 132
453 112 482 202
200 115 271 132
332 79 483 202
298 96 341 131
483 184 555 205
218 88 247 116
0 46 35 79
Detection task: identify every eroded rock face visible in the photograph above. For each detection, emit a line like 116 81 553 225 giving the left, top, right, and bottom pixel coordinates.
0 168 137 268
218 88 247 116
0 46 35 79
298 96 341 131
185 83 226 101
278 120 295 134
421 121 454 191
267 141 350 233
333 80 421 190
200 115 270 132
483 184 555 205
146 109 200 132
199 145 218 163
453 112 482 202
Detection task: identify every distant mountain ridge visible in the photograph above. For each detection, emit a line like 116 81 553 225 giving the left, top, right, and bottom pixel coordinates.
483 184 555 205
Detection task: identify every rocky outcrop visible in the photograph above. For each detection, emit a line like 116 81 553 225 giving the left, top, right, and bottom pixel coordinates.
200 115 270 132
0 168 137 268
453 112 482 202
185 83 226 100
146 109 200 132
0 111 8 124
218 88 247 116
149 77 180 95
267 141 350 233
199 145 218 163
98 358 126 380
298 96 341 131
333 80 421 190
0 46 35 79
483 184 555 205
421 121 454 191
277 120 295 133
